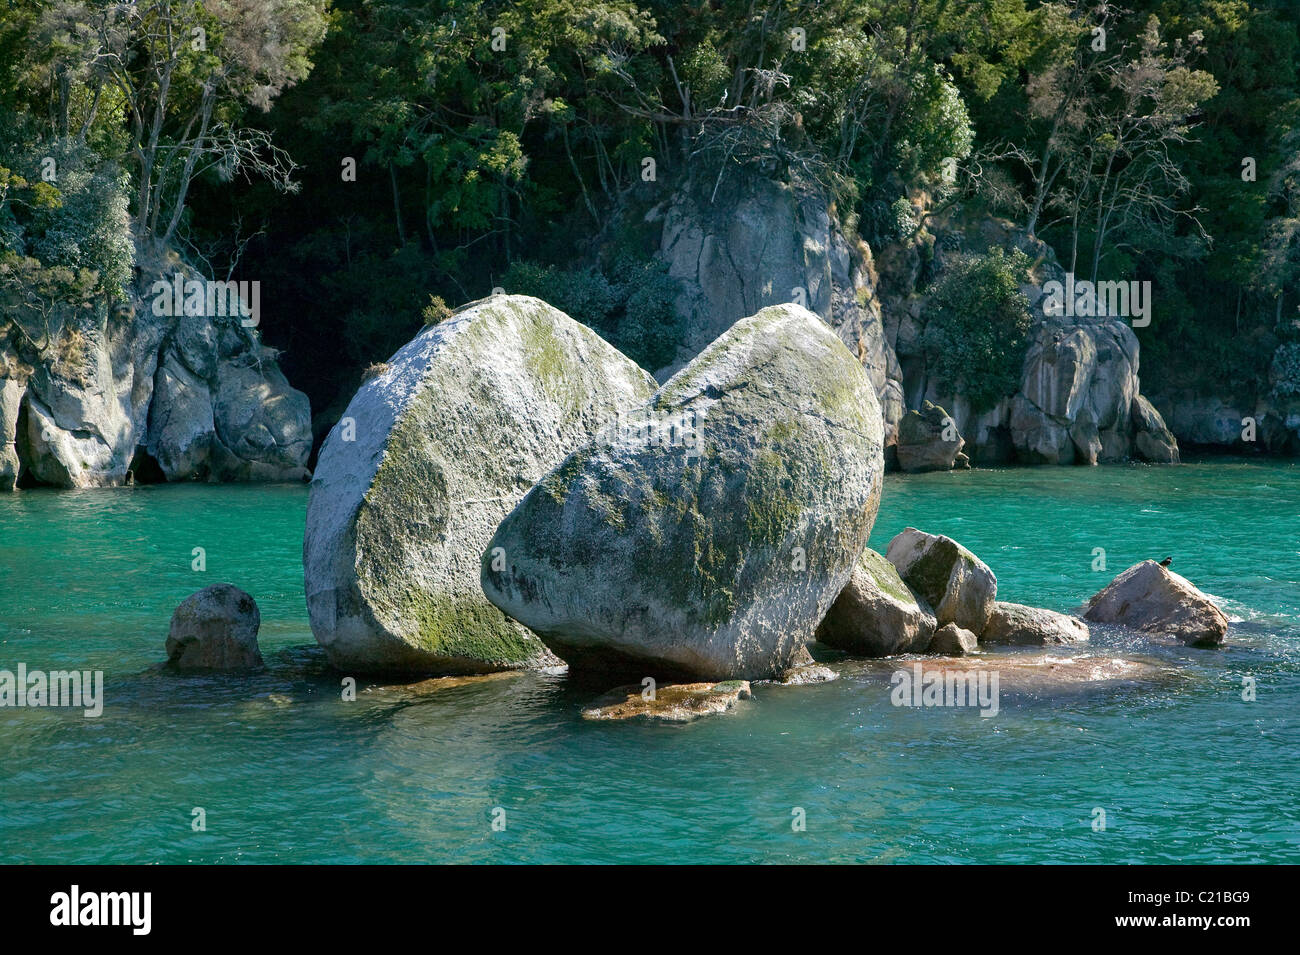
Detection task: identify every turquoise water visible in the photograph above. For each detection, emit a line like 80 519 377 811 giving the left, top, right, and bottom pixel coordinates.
0 461 1297 864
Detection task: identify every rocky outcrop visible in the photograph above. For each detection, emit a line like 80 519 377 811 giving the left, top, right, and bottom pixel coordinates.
1150 385 1300 457
483 303 886 682
304 294 656 674
928 623 979 655
581 681 752 722
1014 317 1141 465
1131 395 1180 464
165 583 263 670
1257 347 1300 453
649 176 1184 469
1256 396 1300 455
1008 392 1075 464
1 246 311 488
0 378 21 491
982 601 1090 646
816 547 937 656
654 173 905 449
879 213 1178 467
895 400 966 472
1084 560 1229 647
885 527 997 634
1153 393 1248 448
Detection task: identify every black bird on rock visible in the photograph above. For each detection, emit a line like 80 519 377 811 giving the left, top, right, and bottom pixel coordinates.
1159 556 1173 567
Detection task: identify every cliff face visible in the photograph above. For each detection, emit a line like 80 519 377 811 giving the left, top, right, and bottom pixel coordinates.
653 175 905 448
1150 381 1300 456
882 214 1177 466
651 174 1178 468
1 244 310 490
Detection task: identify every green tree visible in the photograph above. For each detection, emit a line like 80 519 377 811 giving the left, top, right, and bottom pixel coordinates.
922 248 1033 411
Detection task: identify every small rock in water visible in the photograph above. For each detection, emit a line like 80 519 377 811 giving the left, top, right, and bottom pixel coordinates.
581 681 752 722
982 601 1089 646
816 547 937 657
1084 560 1228 646
928 623 979 656
895 400 965 473
165 583 263 670
776 665 839 685
886 527 997 634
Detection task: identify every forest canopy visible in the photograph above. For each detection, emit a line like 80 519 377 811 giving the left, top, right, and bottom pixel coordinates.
2 0 1297 413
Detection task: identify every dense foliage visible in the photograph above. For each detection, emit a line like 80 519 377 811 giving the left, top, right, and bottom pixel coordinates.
1 0 1297 415
922 248 1034 412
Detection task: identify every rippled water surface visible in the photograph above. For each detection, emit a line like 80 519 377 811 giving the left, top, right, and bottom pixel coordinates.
1 460 1297 863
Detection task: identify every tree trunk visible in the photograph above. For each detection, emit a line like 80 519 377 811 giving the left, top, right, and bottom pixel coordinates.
390 162 407 246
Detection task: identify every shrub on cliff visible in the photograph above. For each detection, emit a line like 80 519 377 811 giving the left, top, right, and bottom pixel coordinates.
0 142 132 299
503 257 682 371
501 262 618 333
922 248 1032 412
1271 342 1300 399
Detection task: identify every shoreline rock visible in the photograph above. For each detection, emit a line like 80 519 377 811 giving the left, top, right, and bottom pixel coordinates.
1084 560 1229 646
886 527 997 634
982 601 1090 646
896 400 965 473
165 584 263 670
928 622 979 655
3 246 311 489
816 547 936 656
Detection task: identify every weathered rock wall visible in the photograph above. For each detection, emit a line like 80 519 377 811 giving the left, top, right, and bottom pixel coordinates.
654 174 905 449
1 243 310 489
652 173 1178 469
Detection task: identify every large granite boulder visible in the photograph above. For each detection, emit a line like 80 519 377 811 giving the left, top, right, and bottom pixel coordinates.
482 303 885 682
304 295 657 673
982 601 1090 645
165 583 263 670
885 527 997 633
1084 560 1229 646
895 400 965 472
816 547 936 656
